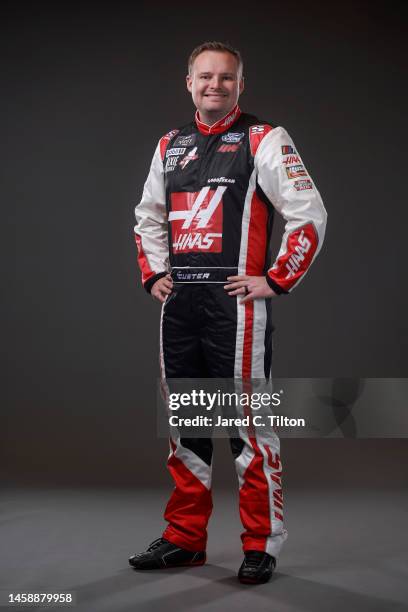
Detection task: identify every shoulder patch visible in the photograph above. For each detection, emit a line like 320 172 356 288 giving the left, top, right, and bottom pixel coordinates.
159 129 179 161
249 124 273 156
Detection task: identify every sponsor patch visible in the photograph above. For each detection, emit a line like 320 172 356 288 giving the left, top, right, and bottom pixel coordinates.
217 143 241 153
174 134 196 147
222 110 239 127
164 129 179 141
168 186 226 253
282 145 296 155
160 129 179 160
286 164 307 179
221 132 245 143
207 176 236 184
283 154 301 165
166 147 186 158
179 146 199 169
165 156 179 172
250 125 265 134
285 229 312 278
294 179 313 191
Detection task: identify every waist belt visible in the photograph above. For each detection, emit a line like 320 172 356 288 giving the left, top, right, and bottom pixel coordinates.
171 267 238 284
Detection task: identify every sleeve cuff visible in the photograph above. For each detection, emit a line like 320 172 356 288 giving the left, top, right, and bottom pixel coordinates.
143 271 168 294
265 273 288 295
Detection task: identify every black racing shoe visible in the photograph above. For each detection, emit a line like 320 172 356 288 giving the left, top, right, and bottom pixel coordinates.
238 551 276 584
128 538 206 570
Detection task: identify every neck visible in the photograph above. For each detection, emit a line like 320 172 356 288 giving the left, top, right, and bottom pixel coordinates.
198 109 229 126
198 102 240 127
195 104 241 136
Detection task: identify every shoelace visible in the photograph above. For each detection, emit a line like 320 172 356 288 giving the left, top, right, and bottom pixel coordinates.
132 538 167 559
147 538 166 552
244 552 265 568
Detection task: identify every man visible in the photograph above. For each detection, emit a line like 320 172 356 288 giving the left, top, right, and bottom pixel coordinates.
130 42 327 584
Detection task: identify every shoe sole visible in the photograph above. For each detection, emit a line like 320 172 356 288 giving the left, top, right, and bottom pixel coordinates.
130 557 206 570
238 573 272 585
166 559 206 568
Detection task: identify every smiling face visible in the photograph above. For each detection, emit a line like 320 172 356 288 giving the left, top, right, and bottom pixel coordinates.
186 50 244 125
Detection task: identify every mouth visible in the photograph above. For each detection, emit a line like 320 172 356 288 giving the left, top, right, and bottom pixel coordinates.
204 94 227 98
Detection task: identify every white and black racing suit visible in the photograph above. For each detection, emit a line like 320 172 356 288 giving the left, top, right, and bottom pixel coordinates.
134 104 327 556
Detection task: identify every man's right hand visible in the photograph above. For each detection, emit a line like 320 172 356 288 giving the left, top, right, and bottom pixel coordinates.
151 274 173 303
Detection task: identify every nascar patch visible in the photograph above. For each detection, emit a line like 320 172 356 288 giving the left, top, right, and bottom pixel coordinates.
294 179 313 191
174 134 196 147
286 164 307 179
221 132 245 143
282 145 296 155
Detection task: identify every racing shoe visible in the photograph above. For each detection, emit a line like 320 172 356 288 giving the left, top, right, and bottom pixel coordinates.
128 538 206 570
238 551 276 584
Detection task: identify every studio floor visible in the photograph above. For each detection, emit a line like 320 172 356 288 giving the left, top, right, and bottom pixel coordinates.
1 486 407 611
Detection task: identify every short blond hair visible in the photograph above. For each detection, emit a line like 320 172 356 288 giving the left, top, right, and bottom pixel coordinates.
188 41 243 78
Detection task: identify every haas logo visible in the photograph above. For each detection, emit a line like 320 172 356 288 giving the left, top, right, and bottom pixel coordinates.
168 186 226 253
285 229 312 278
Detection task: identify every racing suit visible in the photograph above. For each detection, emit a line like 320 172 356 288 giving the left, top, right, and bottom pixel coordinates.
134 104 327 557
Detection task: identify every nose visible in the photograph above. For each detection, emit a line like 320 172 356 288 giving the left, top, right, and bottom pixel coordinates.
209 75 223 89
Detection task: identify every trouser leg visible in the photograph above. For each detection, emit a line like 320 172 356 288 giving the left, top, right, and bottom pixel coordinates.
161 286 213 551
162 436 213 551
204 289 287 558
231 427 287 558
160 284 288 556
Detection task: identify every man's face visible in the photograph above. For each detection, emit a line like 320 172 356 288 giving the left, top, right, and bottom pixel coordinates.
186 50 244 120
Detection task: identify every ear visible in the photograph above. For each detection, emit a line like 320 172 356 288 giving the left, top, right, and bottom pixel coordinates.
239 76 245 95
186 74 193 93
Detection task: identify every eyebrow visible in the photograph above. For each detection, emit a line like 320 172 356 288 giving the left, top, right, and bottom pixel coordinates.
198 71 235 76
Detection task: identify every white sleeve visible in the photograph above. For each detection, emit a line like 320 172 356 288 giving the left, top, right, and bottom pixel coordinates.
134 141 169 291
255 126 327 293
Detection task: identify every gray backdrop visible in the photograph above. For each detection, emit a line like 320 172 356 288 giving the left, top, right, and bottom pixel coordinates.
2 1 407 487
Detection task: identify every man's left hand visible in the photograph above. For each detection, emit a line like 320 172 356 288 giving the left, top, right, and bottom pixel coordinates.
224 275 277 303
